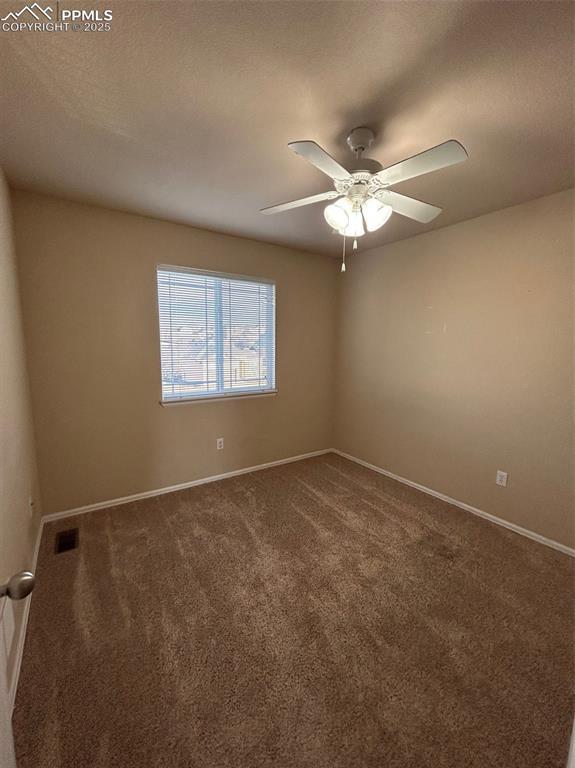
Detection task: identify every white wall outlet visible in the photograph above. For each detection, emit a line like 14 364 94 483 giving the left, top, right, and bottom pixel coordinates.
495 470 508 487
216 437 224 450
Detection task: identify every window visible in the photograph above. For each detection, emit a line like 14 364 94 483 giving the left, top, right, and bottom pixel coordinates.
157 266 276 403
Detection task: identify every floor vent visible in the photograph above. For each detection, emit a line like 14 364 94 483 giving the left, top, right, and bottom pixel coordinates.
55 528 79 554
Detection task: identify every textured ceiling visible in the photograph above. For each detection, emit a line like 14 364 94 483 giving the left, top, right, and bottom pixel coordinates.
0 0 573 256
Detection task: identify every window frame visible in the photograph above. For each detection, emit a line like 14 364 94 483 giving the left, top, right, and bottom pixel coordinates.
156 264 277 406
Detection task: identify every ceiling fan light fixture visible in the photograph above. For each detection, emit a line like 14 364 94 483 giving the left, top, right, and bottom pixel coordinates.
339 207 365 238
362 198 393 232
324 199 350 231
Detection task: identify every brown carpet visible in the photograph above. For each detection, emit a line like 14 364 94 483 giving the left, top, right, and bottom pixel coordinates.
13 454 574 768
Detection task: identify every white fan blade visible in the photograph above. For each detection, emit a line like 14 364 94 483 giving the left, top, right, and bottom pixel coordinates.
260 190 339 215
375 140 468 187
288 141 352 181
375 189 442 223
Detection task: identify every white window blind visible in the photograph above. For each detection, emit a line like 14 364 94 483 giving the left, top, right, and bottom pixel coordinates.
157 266 276 402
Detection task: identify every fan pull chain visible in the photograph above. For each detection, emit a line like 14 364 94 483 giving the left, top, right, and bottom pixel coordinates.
341 236 346 273
353 238 358 251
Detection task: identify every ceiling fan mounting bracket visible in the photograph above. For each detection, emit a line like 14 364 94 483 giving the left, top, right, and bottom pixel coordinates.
346 127 375 155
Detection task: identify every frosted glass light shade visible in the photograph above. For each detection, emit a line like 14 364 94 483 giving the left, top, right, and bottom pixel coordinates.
325 197 368 238
340 208 365 237
324 198 351 230
361 198 393 232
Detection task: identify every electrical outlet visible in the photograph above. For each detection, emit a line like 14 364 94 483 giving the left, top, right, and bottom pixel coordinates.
495 470 508 487
216 437 224 450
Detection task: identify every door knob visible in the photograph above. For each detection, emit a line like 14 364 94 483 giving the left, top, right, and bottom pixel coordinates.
0 571 35 600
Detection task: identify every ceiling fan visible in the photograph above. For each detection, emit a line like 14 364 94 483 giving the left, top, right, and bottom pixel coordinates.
260 128 468 242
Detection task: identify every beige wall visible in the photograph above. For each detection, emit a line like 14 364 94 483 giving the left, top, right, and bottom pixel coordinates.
10 187 574 550
0 171 40 691
13 191 338 516
335 189 574 549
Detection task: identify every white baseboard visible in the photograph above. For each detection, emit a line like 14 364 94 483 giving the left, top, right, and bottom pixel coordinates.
333 449 575 558
42 448 332 524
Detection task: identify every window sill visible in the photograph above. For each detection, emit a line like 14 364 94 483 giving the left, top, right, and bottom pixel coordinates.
160 390 278 406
